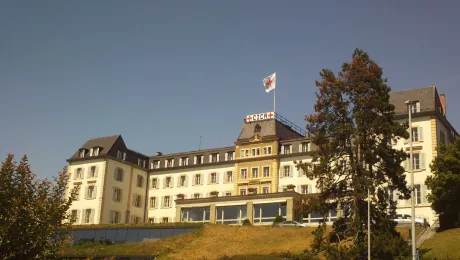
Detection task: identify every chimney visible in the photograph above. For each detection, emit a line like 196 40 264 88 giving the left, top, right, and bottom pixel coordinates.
156 152 162 156
440 94 446 116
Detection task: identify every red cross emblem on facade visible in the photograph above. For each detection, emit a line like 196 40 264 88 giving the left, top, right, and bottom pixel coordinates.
247 115 253 121
268 112 274 118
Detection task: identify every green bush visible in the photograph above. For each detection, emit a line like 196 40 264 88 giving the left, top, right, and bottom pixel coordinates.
242 219 251 226
273 216 284 224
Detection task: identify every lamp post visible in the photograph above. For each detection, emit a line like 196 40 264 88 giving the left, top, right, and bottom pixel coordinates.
405 100 418 260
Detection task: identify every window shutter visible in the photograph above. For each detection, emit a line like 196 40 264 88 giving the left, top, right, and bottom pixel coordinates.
194 156 197 164
217 154 220 162
192 175 196 185
93 186 97 199
232 152 235 159
281 145 284 154
177 176 181 187
209 154 212 163
172 159 175 166
90 209 95 224
185 175 188 187
421 185 428 204
403 158 408 171
179 158 182 166
160 196 164 208
163 178 166 188
419 127 424 142
308 184 312 194
201 174 204 185
290 166 293 177
298 144 302 153
164 160 168 168
420 153 426 169
216 172 220 184
76 209 81 224
94 166 99 178
85 187 89 199
81 168 85 179
170 177 174 188
307 143 311 152
207 173 211 184
80 210 85 224
73 169 77 180
225 153 228 161
155 197 158 209
416 102 421 112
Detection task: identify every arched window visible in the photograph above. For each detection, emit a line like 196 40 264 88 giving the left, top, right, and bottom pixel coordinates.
254 124 261 133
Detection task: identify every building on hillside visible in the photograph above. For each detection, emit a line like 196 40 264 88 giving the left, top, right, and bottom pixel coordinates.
66 86 457 226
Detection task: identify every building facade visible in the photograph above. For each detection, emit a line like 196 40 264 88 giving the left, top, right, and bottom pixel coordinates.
66 86 457 226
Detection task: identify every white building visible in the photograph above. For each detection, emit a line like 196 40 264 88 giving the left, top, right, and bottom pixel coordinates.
66 86 457 226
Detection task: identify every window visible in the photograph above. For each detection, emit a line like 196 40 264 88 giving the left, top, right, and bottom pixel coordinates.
251 148 260 156
79 149 86 158
148 218 155 223
113 188 122 202
162 217 169 223
71 209 79 224
195 174 202 185
133 194 142 208
93 147 100 156
216 205 247 225
263 166 270 177
137 175 144 188
283 166 291 177
165 177 172 188
73 187 80 201
227 152 234 161
166 159 174 167
414 184 427 204
240 149 248 158
241 169 247 179
181 207 211 223
440 131 446 144
301 143 310 152
163 196 171 208
226 171 233 183
151 178 158 189
84 209 93 224
283 145 292 154
117 150 122 159
131 216 141 224
412 127 419 142
149 197 157 208
263 146 272 155
240 189 246 195
89 166 97 178
301 185 309 194
263 187 269 194
410 102 420 114
211 153 219 163
89 148 93 156
179 175 187 187
109 211 121 224
196 155 203 164
225 192 232 196
122 152 126 161
254 124 261 133
252 168 258 178
86 185 96 199
194 193 200 199
210 173 217 184
152 161 160 169
413 153 420 170
114 168 123 182
76 168 83 179
180 157 189 166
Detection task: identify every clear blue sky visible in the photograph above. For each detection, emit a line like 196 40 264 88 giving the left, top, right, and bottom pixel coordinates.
1 1 460 179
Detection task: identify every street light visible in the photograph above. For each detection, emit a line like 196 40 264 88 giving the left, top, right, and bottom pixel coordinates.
405 100 419 260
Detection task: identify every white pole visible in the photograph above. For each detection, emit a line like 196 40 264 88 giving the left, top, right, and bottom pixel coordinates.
274 88 276 114
408 104 417 259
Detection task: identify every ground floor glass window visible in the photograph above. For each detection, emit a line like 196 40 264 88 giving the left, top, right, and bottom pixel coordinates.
253 203 286 224
216 205 247 225
181 207 210 223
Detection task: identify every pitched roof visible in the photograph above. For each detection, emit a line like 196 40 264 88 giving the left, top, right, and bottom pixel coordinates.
237 118 304 142
390 86 437 115
68 134 121 160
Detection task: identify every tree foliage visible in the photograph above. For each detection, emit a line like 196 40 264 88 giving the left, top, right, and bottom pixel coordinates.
0 154 77 259
426 138 460 227
300 49 411 259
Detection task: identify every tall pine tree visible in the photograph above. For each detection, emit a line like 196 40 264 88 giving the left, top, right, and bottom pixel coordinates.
301 49 411 259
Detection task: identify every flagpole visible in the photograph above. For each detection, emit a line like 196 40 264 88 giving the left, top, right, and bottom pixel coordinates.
274 88 276 114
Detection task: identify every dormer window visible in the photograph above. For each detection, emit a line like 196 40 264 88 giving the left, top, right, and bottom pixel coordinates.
410 102 420 114
254 124 261 133
117 150 122 159
79 149 86 158
93 147 100 156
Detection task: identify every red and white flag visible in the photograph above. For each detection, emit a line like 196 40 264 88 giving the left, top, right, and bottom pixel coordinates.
263 72 276 93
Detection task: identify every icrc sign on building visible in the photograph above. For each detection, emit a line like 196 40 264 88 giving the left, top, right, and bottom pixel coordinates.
246 112 274 122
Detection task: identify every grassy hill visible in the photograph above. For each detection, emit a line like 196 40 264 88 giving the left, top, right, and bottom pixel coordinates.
420 228 460 260
62 224 417 260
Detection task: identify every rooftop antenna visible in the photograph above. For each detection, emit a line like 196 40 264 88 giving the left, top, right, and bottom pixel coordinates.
198 136 202 150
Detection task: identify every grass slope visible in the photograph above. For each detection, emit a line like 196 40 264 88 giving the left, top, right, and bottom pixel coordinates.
62 225 416 260
420 228 460 260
